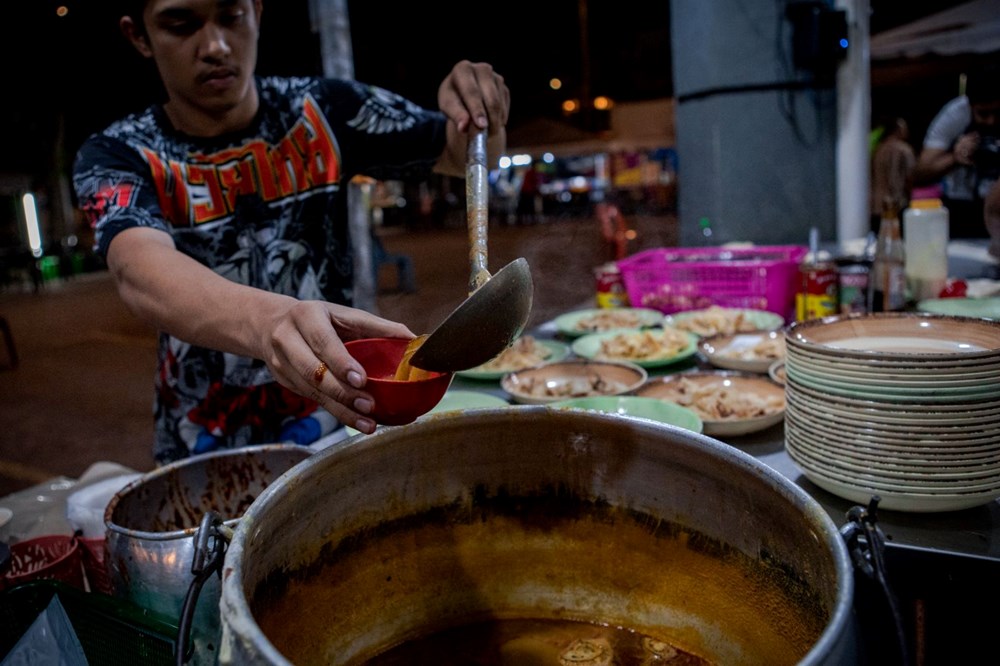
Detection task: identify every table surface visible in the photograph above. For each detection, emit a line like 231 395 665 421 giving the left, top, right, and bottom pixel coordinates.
449 317 1000 565
4 240 998 557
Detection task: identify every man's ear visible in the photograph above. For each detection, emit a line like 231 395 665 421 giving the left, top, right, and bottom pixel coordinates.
120 16 153 58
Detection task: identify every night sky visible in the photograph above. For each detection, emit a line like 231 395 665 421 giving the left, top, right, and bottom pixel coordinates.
0 0 971 178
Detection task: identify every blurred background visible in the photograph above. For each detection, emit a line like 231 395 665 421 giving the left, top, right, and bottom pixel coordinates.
1 0 998 491
0 0 996 274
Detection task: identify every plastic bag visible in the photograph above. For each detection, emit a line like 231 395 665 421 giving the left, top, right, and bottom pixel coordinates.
0 595 87 666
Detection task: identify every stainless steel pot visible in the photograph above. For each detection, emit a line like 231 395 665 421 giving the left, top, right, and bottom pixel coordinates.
104 444 313 665
219 408 857 665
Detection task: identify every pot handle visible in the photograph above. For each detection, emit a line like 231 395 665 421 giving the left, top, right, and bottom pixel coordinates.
176 511 234 666
840 496 911 666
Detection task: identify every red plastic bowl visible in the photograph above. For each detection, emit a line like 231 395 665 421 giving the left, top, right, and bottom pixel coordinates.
345 338 453 426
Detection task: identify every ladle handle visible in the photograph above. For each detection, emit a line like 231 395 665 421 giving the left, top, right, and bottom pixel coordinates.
466 128 490 294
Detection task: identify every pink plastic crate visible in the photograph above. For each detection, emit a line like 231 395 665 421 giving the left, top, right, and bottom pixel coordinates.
616 245 808 321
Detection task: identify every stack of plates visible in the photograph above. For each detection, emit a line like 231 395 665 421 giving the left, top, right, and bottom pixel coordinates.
783 313 1000 512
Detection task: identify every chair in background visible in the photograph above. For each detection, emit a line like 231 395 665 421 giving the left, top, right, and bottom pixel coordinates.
0 315 17 370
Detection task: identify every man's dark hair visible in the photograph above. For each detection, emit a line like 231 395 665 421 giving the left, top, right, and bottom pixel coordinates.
966 64 1000 106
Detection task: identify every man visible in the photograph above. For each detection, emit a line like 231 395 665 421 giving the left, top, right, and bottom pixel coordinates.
912 66 1000 238
72 0 511 462
986 178 1000 262
869 116 916 231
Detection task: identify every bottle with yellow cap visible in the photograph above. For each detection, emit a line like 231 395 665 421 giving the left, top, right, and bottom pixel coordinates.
903 198 949 302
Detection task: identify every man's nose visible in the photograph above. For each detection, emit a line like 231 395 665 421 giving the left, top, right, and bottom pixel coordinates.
201 24 232 59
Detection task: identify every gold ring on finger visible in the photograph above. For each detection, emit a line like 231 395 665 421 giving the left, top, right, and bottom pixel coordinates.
313 361 328 385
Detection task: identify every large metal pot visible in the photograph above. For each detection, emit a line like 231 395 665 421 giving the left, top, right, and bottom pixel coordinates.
219 409 856 665
105 444 313 665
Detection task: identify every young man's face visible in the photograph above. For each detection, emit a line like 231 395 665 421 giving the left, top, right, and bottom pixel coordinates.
972 99 1000 131
125 0 263 128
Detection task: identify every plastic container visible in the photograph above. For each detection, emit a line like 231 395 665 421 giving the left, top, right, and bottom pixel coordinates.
903 198 949 301
2 535 85 592
616 245 808 321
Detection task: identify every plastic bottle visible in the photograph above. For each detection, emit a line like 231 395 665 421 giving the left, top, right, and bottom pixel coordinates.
869 202 907 312
903 198 949 301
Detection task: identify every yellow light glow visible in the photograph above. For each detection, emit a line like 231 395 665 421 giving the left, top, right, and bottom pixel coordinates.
593 96 613 110
562 99 579 114
549 78 562 90
56 5 69 17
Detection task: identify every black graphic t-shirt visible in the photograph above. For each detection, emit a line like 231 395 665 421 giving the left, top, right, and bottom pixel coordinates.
73 76 446 463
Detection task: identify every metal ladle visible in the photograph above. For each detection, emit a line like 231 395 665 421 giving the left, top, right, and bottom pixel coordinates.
410 129 533 372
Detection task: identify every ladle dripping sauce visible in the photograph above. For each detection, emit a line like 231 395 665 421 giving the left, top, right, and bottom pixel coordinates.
392 334 433 381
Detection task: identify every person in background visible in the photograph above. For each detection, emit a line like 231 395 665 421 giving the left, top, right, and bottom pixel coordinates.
912 65 1000 238
986 178 1000 262
516 163 542 225
869 116 916 230
72 0 510 463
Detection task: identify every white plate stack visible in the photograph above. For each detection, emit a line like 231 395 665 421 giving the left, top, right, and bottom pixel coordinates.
783 313 1000 512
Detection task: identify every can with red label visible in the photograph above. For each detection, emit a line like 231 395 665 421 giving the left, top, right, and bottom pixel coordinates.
595 263 630 308
835 256 871 314
795 254 838 321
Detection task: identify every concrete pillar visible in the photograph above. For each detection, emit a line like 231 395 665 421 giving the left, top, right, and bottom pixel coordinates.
670 0 839 247
835 0 871 242
310 0 379 313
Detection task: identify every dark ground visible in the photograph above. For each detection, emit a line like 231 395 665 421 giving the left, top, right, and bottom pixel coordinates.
0 213 677 497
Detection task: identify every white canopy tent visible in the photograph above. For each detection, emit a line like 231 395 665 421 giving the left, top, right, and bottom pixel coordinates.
870 0 1000 60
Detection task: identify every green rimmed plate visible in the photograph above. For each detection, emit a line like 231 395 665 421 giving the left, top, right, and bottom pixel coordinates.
456 338 571 381
553 307 664 338
663 307 785 338
917 297 1000 320
570 328 699 369
549 395 703 434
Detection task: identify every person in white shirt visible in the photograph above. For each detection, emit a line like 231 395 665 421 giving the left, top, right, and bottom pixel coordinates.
913 66 1000 238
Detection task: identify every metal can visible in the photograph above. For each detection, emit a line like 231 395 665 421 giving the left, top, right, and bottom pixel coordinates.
835 256 871 314
795 256 838 321
594 263 630 308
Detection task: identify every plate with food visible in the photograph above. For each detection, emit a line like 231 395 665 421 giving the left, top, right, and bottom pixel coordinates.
501 359 648 405
549 395 704 434
663 306 784 338
698 329 785 373
456 336 571 381
553 307 664 338
635 371 786 437
570 327 699 369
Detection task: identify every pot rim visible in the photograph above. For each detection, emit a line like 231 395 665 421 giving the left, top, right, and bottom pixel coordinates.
219 407 855 666
104 443 313 540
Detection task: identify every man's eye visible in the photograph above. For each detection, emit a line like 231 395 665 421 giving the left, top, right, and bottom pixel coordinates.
163 20 199 36
219 10 246 27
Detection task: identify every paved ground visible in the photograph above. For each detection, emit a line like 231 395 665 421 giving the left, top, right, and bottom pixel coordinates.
0 213 676 497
